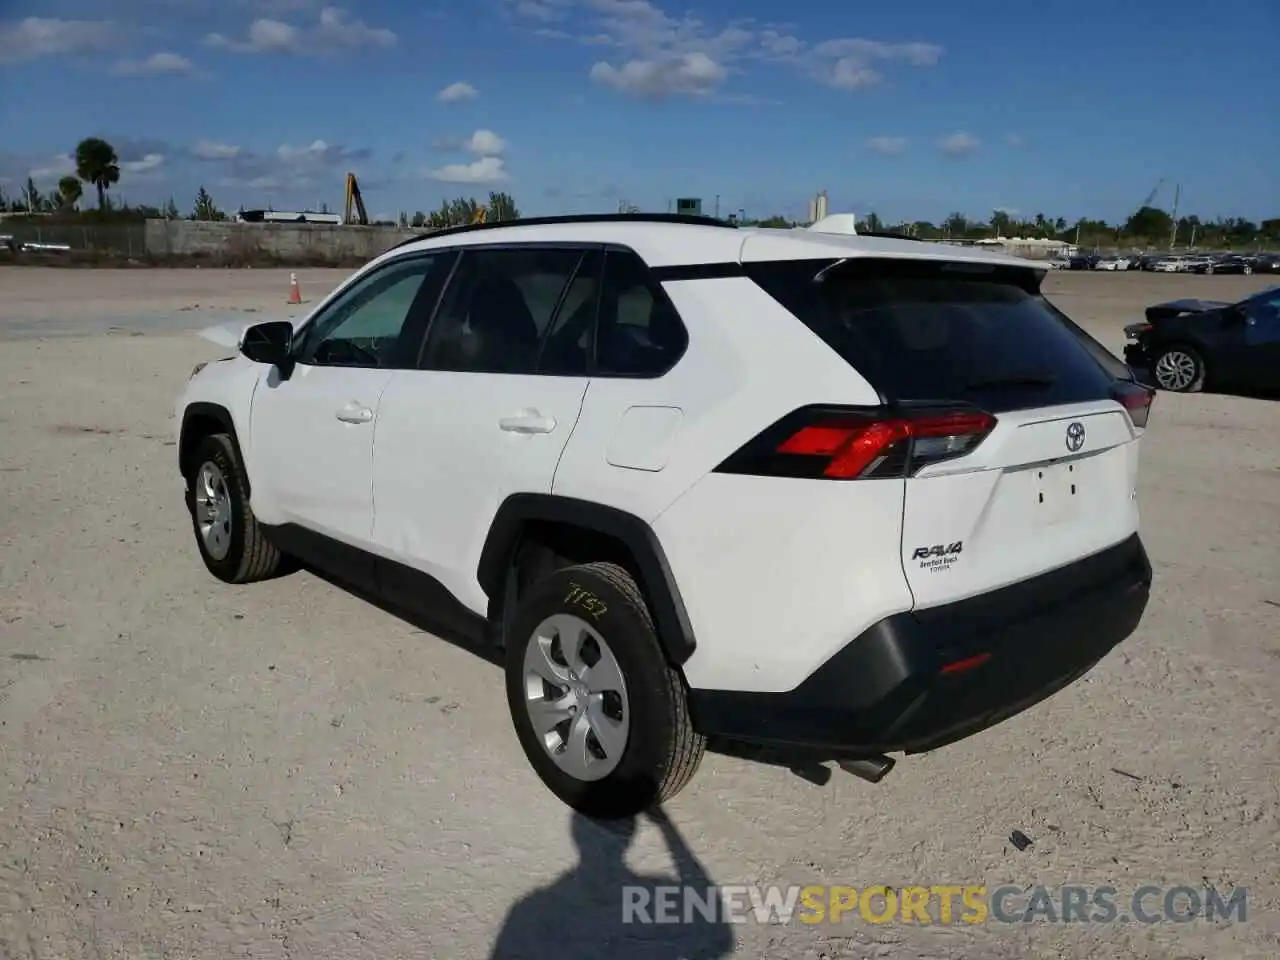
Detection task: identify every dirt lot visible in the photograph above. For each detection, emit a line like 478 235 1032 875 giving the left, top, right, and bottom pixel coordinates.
1 267 1277 959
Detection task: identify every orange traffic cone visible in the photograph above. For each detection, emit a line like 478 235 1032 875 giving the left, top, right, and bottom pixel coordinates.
287 272 302 305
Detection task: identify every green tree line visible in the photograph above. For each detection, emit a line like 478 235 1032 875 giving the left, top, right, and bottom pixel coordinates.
3 138 1275 249
739 207 1279 250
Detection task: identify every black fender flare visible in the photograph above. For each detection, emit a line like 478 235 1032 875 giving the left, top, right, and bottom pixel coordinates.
179 402 244 489
477 493 696 665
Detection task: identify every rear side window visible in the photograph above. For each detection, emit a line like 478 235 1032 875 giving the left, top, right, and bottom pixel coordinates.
595 249 688 377
747 258 1120 412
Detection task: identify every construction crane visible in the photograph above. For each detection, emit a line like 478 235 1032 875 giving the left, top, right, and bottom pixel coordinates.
1137 178 1163 212
343 173 368 225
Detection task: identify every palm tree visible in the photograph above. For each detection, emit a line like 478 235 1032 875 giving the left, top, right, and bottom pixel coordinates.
74 137 120 210
58 175 83 210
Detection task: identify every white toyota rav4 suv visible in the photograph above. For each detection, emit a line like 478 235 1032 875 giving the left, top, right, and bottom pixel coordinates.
175 213 1155 818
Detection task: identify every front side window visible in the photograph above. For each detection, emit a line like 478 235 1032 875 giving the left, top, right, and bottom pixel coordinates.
537 250 601 376
294 255 442 368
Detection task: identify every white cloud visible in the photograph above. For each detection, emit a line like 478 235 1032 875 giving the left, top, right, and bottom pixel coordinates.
810 39 942 67
803 39 942 90
437 81 478 103
203 138 371 197
590 52 725 98
465 130 505 155
276 139 369 165
867 136 907 155
940 132 979 156
205 6 395 54
110 51 195 75
424 156 508 184
511 1 942 98
122 153 165 174
215 174 287 192
827 59 880 89
192 140 241 160
27 154 76 183
432 130 508 155
0 17 117 63
513 0 568 20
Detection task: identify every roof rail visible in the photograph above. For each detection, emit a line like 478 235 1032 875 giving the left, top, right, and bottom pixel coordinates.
387 212 735 251
857 231 922 241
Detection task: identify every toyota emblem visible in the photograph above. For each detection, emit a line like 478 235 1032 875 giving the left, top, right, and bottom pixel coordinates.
1065 421 1086 452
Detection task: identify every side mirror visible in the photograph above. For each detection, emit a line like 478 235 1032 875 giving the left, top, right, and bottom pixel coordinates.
240 320 294 366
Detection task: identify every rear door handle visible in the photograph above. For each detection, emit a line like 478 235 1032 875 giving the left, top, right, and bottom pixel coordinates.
335 403 373 424
499 412 556 434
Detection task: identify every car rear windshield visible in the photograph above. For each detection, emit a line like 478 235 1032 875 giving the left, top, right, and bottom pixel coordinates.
746 257 1124 412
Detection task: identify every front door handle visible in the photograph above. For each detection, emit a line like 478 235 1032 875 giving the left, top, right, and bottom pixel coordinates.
335 403 373 424
499 412 556 434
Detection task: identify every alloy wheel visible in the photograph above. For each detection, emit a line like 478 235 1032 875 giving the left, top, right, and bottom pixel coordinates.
1154 350 1198 391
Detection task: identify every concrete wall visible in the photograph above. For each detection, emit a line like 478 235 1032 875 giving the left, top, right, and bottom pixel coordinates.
144 220 416 261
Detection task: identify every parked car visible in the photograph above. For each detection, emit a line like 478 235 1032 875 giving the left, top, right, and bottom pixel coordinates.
1253 254 1280 274
175 212 1156 817
1095 257 1132 271
1123 286 1280 392
1151 257 1183 272
1178 257 1214 273
1189 256 1255 275
1068 254 1098 270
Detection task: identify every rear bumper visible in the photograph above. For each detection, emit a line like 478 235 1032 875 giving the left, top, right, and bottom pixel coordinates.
688 533 1152 755
1123 343 1150 368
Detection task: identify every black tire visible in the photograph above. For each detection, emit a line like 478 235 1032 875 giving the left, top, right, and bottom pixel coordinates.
1151 343 1206 393
187 433 285 583
504 561 704 818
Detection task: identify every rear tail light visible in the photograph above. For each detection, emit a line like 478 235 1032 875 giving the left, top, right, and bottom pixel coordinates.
1113 381 1155 429
715 406 996 480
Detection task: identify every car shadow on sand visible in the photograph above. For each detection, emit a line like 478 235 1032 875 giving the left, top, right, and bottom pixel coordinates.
489 808 735 960
298 562 863 779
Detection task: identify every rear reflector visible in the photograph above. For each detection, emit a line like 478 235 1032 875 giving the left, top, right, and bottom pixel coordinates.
940 652 992 675
1112 381 1155 429
716 406 996 480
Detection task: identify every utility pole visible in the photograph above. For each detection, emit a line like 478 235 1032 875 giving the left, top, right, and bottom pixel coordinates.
1169 183 1180 250
714 195 720 218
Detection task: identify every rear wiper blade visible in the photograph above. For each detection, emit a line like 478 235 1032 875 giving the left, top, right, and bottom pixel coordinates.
964 374 1057 390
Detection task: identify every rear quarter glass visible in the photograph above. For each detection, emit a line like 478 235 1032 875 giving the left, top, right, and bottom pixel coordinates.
745 258 1121 412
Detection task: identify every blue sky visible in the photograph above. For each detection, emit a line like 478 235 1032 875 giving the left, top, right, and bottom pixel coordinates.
1 0 1276 224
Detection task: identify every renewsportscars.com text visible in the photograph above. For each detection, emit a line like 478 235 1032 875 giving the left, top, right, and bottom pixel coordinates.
622 884 1248 925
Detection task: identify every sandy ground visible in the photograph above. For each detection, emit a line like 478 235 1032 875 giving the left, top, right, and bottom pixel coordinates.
0 267 1277 959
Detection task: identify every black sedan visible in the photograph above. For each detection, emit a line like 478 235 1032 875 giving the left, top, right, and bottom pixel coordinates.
1188 256 1256 275
1123 286 1280 392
